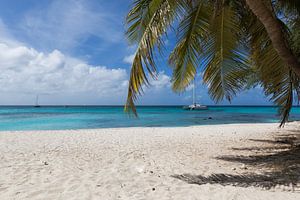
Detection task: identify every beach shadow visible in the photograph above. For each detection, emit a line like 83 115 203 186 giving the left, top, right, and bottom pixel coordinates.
172 131 300 190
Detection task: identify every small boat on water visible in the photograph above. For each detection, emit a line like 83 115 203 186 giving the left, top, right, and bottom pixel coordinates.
34 95 41 108
183 103 207 110
183 79 208 110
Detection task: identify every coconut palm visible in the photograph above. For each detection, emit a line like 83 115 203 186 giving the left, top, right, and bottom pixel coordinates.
124 0 300 126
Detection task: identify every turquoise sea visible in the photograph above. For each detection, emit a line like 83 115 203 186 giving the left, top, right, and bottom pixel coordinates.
0 106 300 131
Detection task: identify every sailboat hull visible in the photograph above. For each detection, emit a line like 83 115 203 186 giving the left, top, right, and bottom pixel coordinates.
183 104 208 110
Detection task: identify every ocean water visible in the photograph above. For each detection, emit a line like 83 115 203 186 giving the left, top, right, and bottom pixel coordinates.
0 106 300 131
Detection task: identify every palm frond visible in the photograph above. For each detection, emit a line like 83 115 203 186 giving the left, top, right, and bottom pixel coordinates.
202 4 250 102
276 70 294 127
169 1 211 92
251 29 299 126
290 16 300 57
125 0 178 115
243 7 300 126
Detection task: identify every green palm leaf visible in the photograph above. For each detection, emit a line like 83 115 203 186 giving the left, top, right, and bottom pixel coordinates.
125 0 178 115
202 4 250 102
169 1 211 92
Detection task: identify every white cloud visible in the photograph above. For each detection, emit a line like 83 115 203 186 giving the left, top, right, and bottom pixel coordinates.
0 41 129 103
149 72 171 90
123 54 135 64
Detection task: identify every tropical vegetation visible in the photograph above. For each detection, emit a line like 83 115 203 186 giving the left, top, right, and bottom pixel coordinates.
124 0 300 126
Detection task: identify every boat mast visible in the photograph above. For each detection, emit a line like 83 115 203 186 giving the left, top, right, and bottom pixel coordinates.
35 95 39 106
193 79 196 105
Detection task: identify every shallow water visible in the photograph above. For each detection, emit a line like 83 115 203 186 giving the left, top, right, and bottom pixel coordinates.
0 106 300 131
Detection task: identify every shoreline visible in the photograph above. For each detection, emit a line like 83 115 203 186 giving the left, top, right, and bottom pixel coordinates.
0 122 282 133
1 123 299 199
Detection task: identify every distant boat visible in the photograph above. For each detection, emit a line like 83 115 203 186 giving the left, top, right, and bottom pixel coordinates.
34 95 41 108
183 79 207 110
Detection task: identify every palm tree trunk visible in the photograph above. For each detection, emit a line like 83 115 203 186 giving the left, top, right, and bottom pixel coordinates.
245 0 300 76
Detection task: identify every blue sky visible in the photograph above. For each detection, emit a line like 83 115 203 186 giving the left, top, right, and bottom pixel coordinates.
0 0 270 105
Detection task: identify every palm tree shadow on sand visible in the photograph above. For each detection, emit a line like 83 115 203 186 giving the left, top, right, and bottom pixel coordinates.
172 131 300 190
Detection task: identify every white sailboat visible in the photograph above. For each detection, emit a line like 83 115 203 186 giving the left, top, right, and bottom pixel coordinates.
183 79 207 110
34 95 41 107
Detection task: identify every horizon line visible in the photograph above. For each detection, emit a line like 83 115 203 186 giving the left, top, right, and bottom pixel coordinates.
0 105 294 107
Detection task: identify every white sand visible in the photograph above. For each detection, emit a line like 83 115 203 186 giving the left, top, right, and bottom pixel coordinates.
0 123 300 200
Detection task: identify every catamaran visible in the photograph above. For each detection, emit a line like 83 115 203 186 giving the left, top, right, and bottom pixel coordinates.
183 79 207 110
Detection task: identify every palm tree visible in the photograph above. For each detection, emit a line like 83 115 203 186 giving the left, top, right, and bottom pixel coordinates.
124 0 300 126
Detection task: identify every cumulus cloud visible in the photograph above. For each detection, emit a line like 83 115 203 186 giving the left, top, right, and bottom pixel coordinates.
148 72 171 90
0 41 129 102
0 47 127 95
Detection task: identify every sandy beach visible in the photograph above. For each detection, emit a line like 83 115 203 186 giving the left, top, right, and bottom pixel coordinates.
0 123 300 200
